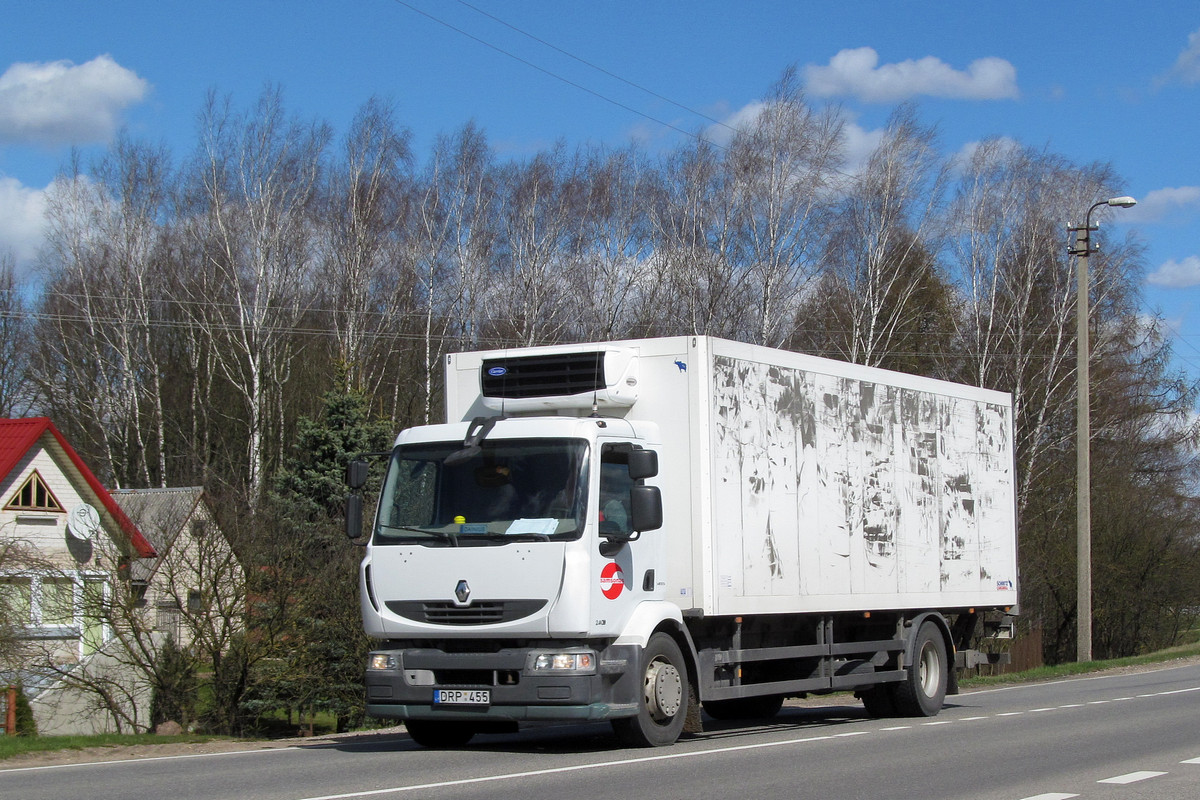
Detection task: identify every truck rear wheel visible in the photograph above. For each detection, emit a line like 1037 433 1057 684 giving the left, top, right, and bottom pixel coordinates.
612 632 689 747
891 621 948 717
405 720 476 748
857 686 897 718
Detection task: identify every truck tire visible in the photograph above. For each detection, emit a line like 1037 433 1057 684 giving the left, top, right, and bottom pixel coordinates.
891 621 948 717
702 694 785 721
857 686 897 718
405 720 476 748
612 632 689 747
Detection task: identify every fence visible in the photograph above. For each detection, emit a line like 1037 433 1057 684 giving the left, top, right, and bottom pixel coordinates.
0 686 14 735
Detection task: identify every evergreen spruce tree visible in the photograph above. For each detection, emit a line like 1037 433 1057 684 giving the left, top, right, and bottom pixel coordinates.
250 373 393 732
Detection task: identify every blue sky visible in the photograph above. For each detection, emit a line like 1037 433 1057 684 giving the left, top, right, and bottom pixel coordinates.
2 1 1198 372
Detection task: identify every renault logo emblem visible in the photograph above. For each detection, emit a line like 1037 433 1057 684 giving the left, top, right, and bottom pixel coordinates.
454 580 471 605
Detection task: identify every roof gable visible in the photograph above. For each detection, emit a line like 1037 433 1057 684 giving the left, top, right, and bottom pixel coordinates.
0 418 156 558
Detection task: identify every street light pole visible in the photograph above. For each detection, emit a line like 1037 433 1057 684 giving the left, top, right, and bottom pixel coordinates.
1067 195 1136 663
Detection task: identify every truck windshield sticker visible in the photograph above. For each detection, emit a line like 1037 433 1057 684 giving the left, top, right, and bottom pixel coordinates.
600 562 625 599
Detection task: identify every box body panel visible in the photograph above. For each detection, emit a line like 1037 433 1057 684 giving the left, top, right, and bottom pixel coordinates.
446 336 1017 618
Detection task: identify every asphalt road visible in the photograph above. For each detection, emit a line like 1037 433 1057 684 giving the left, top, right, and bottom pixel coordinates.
4 661 1200 800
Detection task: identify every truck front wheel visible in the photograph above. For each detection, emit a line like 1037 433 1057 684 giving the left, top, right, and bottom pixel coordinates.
891 621 948 717
612 632 689 747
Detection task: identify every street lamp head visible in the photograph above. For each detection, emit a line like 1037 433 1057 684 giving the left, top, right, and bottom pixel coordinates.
1105 196 1137 208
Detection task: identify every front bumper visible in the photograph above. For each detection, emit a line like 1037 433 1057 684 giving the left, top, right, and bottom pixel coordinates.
365 643 641 722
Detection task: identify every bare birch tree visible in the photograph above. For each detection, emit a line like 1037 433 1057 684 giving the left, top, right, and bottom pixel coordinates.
404 123 498 424
37 139 174 488
493 144 578 346
563 145 656 340
318 97 412 399
813 105 949 367
724 71 843 347
651 138 741 337
187 87 331 498
0 254 32 417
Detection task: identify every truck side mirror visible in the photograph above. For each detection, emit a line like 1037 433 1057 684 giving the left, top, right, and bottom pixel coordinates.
347 459 370 490
627 449 658 481
346 493 364 541
629 485 662 532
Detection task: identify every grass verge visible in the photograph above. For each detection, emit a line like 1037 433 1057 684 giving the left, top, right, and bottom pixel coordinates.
0 733 224 761
959 639 1200 688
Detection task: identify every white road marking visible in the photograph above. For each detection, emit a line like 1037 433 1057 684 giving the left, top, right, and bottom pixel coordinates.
294 734 849 800
880 726 911 731
1098 770 1166 784
0 745 301 773
1181 757 1200 764
1018 794 1078 800
960 716 989 721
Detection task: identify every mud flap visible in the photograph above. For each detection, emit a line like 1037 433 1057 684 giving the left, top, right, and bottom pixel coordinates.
682 684 703 735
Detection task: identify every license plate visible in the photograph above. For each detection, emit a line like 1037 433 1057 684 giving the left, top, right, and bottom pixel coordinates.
433 689 490 706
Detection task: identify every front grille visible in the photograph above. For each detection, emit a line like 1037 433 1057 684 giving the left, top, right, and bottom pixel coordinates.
387 600 547 625
433 669 496 686
481 352 606 399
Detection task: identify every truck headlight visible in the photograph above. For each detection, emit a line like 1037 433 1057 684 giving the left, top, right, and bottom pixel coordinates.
368 653 397 671
531 652 596 673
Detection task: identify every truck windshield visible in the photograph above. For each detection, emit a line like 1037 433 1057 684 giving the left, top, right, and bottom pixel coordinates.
374 438 589 544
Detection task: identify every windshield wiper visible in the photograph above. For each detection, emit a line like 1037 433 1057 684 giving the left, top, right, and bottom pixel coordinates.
378 524 459 546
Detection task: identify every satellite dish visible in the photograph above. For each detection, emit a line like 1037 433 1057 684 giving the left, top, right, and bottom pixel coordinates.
68 503 101 541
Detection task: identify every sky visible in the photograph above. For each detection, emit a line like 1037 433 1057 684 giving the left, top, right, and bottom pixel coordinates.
2 0 1199 374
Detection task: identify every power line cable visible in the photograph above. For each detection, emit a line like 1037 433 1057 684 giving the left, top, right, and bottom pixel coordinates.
453 0 736 133
387 0 728 149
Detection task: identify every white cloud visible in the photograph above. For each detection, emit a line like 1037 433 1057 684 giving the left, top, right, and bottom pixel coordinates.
1147 256 1200 288
804 47 1019 103
0 55 149 145
952 137 1022 173
704 101 765 146
839 121 885 176
0 177 48 271
703 103 885 179
1121 186 1200 224
1160 27 1200 86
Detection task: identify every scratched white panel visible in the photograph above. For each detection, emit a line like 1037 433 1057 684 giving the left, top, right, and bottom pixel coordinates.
711 353 1014 606
939 396 980 592
897 389 940 593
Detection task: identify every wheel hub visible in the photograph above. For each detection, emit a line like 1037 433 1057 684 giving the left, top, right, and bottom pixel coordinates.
645 660 683 720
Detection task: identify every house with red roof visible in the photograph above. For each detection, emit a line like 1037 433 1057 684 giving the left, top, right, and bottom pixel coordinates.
0 418 165 733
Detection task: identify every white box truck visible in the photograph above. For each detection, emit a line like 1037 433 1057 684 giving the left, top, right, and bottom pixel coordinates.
346 336 1017 748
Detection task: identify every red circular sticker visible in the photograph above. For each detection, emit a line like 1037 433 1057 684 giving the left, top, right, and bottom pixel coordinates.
600 562 625 600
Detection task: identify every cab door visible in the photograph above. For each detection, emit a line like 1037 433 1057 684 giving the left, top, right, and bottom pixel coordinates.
590 441 663 635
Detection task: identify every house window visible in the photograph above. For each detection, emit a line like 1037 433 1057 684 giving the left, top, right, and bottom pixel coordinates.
0 574 99 634
0 577 33 625
156 600 182 641
5 471 64 512
42 578 75 626
187 589 203 613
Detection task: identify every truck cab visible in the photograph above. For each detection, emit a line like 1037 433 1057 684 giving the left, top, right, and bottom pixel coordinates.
356 412 687 747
